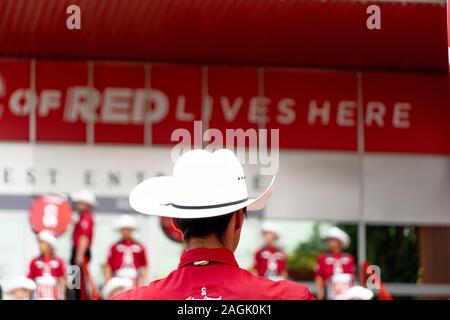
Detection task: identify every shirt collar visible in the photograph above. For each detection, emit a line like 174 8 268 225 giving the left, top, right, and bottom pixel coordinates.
178 247 239 268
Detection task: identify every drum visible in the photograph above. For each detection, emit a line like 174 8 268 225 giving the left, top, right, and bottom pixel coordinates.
327 273 353 300
35 275 59 300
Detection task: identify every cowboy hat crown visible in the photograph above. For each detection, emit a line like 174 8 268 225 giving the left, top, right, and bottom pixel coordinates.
37 230 58 248
129 149 274 219
324 226 351 248
114 214 138 230
71 189 98 207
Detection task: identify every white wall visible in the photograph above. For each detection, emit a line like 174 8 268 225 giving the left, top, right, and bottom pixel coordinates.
266 151 359 221
363 154 450 225
265 151 450 225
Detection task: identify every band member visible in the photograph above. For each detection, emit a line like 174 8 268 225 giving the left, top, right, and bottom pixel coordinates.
69 189 97 300
251 222 288 280
104 214 148 286
314 226 356 300
114 149 314 300
4 277 36 300
102 277 133 300
27 231 66 300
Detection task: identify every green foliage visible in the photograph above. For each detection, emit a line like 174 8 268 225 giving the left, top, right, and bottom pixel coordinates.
337 224 420 283
365 226 419 283
337 224 357 260
287 223 326 270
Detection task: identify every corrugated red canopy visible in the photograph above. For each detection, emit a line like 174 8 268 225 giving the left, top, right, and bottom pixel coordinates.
0 0 448 72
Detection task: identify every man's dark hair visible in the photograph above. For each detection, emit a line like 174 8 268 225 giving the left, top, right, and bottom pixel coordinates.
173 208 247 242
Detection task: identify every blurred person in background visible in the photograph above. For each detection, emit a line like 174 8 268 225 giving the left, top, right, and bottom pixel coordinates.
4 277 36 300
68 190 97 300
114 149 314 300
314 226 356 300
102 277 133 300
251 222 288 280
27 231 66 300
104 214 148 287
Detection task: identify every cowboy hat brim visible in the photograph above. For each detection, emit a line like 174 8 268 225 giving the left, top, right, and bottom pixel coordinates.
129 176 275 219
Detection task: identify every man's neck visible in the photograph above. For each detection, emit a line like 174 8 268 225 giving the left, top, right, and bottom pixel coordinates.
185 236 228 251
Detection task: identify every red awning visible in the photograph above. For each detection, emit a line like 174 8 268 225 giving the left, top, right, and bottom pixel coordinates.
0 0 448 73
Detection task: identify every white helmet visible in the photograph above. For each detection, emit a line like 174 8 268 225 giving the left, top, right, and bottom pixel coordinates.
325 226 351 248
261 222 281 238
4 277 36 293
341 285 374 300
102 277 133 299
37 230 58 249
71 190 98 207
114 214 138 230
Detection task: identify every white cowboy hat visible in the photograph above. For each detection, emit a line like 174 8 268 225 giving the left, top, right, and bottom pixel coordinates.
114 214 138 230
37 230 58 249
102 277 133 299
71 189 98 207
261 222 281 237
129 149 275 219
4 277 36 293
324 227 351 248
340 286 374 300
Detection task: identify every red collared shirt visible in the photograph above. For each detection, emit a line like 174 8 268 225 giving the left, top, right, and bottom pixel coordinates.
72 211 94 248
113 247 314 300
253 246 287 278
314 252 356 283
107 239 148 275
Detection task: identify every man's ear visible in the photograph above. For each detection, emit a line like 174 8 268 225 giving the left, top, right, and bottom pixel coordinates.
234 209 245 230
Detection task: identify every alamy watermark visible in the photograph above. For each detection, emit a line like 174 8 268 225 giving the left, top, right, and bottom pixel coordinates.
66 265 81 290
170 121 280 176
365 264 382 290
65 4 382 31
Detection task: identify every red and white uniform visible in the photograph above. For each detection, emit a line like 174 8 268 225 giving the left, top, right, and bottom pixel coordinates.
106 239 147 286
72 211 94 253
114 248 314 300
314 252 356 299
71 210 94 300
253 246 287 280
28 255 65 300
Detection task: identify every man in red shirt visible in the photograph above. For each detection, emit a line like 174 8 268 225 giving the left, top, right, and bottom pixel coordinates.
28 231 66 300
314 227 356 300
104 214 148 287
251 222 288 280
114 149 314 300
69 189 96 300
